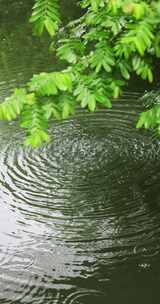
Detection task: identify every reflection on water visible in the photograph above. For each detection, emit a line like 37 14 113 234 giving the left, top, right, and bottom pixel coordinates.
0 1 160 304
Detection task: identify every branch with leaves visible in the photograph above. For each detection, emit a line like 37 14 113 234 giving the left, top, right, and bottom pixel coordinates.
1 0 160 147
0 71 73 147
30 0 61 36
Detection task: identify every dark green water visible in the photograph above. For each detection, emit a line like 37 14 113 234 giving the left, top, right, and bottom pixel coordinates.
0 1 160 303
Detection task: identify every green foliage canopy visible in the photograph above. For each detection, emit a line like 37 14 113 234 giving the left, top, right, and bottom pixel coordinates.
1 0 160 147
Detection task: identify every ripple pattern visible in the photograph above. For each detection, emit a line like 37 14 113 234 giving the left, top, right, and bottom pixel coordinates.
0 94 160 303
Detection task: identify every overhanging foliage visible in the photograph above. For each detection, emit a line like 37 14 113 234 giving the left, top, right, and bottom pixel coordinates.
1 0 160 147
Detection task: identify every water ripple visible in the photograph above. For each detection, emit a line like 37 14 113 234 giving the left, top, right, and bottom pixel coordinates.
0 94 160 303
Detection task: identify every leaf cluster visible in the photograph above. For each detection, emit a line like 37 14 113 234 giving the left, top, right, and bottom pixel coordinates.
55 0 160 135
136 91 160 134
30 0 61 36
0 72 73 147
2 0 160 146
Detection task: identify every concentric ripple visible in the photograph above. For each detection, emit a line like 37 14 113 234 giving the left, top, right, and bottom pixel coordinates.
0 93 160 303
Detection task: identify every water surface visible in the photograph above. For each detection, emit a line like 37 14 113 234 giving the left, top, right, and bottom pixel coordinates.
0 1 160 303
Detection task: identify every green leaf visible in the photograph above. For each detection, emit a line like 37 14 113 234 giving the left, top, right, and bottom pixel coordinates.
29 72 72 96
90 0 101 11
25 130 50 148
54 73 72 91
119 63 130 80
147 68 153 83
30 0 61 36
44 18 56 37
95 92 112 108
0 88 27 121
88 95 96 112
62 102 71 119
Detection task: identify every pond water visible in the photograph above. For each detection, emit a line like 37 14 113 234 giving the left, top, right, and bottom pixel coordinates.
0 1 160 303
